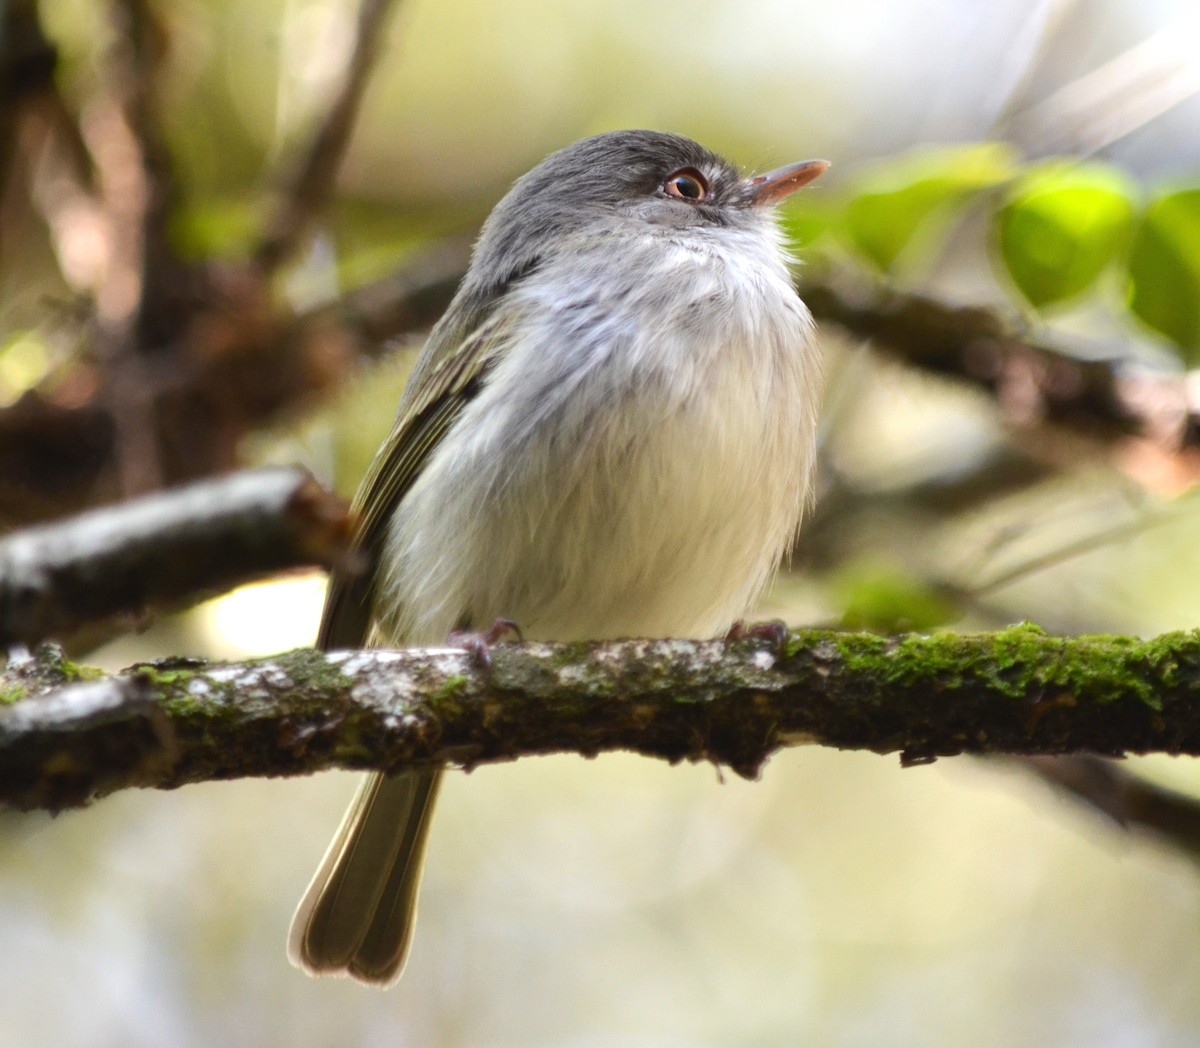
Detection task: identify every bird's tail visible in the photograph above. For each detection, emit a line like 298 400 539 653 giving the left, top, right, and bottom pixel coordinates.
288 769 442 986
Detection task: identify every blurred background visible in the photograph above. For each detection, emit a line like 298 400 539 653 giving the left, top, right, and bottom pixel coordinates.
4 0 1200 1044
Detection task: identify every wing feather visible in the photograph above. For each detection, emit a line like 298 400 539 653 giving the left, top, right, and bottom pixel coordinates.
316 292 515 649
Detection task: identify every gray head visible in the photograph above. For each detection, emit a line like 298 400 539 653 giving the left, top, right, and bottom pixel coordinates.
464 130 827 301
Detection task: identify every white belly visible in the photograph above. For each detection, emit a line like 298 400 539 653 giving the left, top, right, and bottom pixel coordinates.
375 234 821 645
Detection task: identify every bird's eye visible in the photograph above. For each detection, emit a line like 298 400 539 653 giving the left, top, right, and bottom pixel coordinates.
663 168 709 202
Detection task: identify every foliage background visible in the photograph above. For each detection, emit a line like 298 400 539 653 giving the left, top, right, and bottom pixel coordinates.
4 0 1200 1044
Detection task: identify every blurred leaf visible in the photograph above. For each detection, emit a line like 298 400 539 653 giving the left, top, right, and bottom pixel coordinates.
842 143 1019 272
170 199 262 261
778 194 839 251
1127 188 1200 360
833 559 957 632
0 334 52 407
996 164 1137 310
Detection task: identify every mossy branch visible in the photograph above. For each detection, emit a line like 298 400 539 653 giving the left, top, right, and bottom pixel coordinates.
4 624 1200 812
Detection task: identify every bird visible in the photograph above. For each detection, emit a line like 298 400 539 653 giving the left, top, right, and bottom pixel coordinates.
288 129 827 986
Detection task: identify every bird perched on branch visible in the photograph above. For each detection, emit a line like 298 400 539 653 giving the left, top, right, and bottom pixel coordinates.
289 129 827 986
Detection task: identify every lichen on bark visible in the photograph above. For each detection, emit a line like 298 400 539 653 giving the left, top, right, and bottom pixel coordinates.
4 625 1200 811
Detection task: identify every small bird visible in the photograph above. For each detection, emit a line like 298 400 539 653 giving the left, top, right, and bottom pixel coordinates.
288 130 827 986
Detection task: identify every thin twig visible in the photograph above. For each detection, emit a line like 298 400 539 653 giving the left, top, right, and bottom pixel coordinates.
83 0 186 495
311 236 471 351
1002 16 1200 158
109 0 192 350
254 0 404 273
7 9 102 291
800 277 1200 458
1021 755 1200 863
0 0 53 194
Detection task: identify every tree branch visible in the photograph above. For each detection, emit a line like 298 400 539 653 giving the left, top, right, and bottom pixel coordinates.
0 467 351 648
320 237 472 351
799 277 1198 456
104 0 189 351
1020 754 1200 862
254 0 404 273
5 624 1200 812
80 0 198 496
0 0 60 206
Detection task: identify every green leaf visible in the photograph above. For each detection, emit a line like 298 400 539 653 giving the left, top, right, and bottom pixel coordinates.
996 164 1137 310
170 199 261 261
777 194 837 251
843 143 1019 272
1127 188 1200 360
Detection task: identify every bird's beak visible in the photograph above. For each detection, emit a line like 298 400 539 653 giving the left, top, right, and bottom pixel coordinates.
746 159 830 206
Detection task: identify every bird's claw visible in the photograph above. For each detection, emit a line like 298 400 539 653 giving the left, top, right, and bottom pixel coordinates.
725 618 791 655
449 618 524 670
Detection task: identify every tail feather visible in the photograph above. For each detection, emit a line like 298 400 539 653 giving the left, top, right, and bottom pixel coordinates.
289 769 442 986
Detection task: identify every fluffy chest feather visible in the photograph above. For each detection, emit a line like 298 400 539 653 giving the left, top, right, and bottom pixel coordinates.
376 228 821 645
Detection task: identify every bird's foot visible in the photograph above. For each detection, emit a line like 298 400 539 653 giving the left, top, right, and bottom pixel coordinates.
725 618 791 656
449 618 524 670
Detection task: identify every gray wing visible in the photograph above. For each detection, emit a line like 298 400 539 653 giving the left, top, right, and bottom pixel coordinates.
316 286 515 649
294 269 530 987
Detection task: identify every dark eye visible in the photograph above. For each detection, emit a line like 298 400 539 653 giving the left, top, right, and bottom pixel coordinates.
663 168 709 202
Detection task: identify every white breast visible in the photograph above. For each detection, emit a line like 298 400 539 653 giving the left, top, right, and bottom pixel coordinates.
376 224 821 645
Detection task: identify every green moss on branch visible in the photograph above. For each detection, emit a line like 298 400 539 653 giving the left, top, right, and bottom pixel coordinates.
3 625 1200 811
